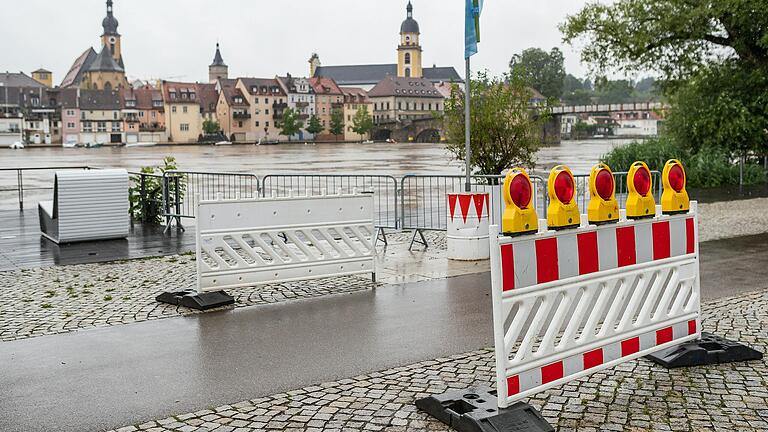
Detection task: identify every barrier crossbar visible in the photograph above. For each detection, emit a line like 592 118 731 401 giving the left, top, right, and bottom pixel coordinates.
489 203 700 408
261 174 398 230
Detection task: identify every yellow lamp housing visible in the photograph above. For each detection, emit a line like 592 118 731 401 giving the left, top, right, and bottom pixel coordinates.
501 168 539 236
547 165 581 230
626 161 656 219
587 163 619 225
661 159 690 214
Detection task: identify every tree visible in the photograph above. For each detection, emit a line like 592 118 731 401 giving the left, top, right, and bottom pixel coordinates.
509 47 566 99
305 115 323 136
279 108 303 140
329 108 344 137
594 78 635 104
443 71 550 176
351 106 374 140
202 118 220 135
560 0 768 90
666 62 768 156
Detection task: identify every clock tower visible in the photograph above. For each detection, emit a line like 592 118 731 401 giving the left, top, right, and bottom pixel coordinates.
397 1 422 78
100 0 124 68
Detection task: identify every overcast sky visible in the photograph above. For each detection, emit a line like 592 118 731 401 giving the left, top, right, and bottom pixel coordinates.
1 0 609 85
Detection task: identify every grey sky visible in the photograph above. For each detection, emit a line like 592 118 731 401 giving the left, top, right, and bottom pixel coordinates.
1 0 603 85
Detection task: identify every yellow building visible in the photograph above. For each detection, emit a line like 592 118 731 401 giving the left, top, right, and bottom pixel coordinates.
397 1 422 78
340 87 374 142
31 69 53 87
163 82 203 143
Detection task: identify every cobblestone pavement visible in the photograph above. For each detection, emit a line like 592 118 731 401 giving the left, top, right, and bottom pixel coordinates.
109 289 768 432
0 255 375 342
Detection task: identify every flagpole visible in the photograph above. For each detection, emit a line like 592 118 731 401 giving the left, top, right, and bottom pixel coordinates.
464 58 472 193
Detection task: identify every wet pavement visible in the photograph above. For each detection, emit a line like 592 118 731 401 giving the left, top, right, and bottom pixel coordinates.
2 232 768 432
0 209 194 271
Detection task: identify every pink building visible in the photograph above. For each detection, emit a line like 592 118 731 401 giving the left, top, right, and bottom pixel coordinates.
60 88 80 145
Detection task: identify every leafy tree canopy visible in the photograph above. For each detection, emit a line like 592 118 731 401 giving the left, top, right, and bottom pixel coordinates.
351 106 374 139
305 115 323 135
279 108 303 139
202 118 220 135
329 109 344 136
509 48 566 99
443 71 551 176
560 0 768 89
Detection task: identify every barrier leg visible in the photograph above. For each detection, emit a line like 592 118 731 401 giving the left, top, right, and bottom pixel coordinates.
374 227 388 248
408 229 428 251
645 332 763 368
156 289 235 311
416 387 553 432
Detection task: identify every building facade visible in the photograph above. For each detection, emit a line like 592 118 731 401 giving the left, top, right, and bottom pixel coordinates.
397 2 422 78
368 76 444 124
216 80 250 142
79 89 123 145
276 74 316 140
236 78 286 141
162 82 203 143
340 87 373 142
309 77 344 140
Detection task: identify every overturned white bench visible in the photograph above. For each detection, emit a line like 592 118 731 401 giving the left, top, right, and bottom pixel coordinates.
38 169 130 244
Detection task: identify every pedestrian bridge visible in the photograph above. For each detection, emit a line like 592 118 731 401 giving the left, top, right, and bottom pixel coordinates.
550 101 669 115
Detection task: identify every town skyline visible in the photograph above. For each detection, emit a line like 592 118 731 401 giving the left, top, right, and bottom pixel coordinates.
2 0 605 85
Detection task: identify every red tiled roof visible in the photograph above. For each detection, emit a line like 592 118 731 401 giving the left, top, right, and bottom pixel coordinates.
238 78 285 96
309 77 343 95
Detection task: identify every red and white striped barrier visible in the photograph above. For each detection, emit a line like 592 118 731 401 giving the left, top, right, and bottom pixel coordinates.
447 193 491 260
489 202 700 407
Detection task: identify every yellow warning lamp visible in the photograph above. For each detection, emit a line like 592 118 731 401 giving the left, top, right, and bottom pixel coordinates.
661 159 690 214
587 163 619 225
547 165 581 230
626 161 656 219
502 168 539 236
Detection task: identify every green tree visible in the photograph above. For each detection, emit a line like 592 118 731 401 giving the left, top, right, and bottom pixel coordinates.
329 108 344 137
279 108 303 140
202 118 220 135
351 106 374 140
443 71 551 176
560 0 768 89
509 47 566 99
305 115 323 135
594 78 635 104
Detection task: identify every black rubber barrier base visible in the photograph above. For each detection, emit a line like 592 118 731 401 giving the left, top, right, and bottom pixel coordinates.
415 387 554 432
156 290 235 311
645 332 763 368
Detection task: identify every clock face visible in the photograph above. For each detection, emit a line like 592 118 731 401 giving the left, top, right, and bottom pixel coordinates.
109 37 117 43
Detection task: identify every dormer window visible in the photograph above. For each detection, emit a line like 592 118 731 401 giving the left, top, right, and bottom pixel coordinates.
170 91 176 99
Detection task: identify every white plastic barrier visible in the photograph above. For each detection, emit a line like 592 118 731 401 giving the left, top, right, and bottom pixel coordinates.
196 192 375 292
489 203 700 407
447 193 490 261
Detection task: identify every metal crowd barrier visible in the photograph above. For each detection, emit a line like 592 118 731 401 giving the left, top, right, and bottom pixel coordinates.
261 174 399 237
162 170 260 231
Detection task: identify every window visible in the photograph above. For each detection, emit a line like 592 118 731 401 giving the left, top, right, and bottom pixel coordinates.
265 109 269 115
255 121 260 127
265 98 269 104
172 106 177 113
238 121 243 127
183 106 188 113
180 123 189 131
81 112 86 120
255 98 259 104
139 112 144 118
404 53 411 65
67 122 75 129
405 68 411 77
265 121 269 127
112 122 120 132
170 91 176 99
82 121 92 131
398 102 402 110
97 122 107 132
151 112 156 119
113 112 119 120
66 110 75 116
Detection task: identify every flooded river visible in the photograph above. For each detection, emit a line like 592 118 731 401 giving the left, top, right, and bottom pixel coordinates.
0 138 634 210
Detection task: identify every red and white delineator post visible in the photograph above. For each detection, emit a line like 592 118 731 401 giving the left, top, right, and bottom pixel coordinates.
447 193 491 260
489 204 700 407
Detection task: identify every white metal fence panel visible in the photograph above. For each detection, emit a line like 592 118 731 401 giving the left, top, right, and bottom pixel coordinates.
196 193 375 292
489 203 700 408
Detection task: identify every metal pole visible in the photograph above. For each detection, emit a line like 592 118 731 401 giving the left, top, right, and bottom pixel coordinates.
464 58 472 192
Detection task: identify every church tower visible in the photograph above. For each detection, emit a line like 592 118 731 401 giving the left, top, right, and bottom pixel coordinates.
100 0 123 68
397 1 422 78
209 43 228 83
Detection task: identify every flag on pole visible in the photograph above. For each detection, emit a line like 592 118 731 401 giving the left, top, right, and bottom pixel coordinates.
465 0 483 58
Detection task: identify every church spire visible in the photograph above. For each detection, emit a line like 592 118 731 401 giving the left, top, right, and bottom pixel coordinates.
211 43 226 67
102 0 119 36
407 1 413 18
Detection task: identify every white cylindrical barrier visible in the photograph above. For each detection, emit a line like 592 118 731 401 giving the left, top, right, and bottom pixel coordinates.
447 192 490 261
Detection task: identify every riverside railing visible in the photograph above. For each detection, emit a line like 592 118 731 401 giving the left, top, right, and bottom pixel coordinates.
261 174 399 231
0 166 94 210
162 170 260 230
